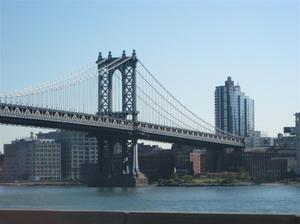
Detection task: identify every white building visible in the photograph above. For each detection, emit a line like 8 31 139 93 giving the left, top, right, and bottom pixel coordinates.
32 139 61 181
37 130 98 180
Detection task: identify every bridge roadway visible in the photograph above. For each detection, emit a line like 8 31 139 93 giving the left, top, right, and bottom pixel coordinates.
0 103 244 149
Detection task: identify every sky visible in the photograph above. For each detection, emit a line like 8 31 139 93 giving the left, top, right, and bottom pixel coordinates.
0 0 299 152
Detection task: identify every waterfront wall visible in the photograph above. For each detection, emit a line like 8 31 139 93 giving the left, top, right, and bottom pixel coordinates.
0 210 299 224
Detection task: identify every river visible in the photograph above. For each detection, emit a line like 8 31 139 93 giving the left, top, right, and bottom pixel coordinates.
0 185 299 213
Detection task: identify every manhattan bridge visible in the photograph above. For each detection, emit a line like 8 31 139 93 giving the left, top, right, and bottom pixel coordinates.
0 50 244 186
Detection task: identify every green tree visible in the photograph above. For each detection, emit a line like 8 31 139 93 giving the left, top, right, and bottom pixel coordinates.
223 173 236 184
182 175 193 183
238 168 250 181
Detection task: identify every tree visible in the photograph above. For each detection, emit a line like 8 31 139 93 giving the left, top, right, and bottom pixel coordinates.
182 175 193 183
223 173 235 184
237 168 250 181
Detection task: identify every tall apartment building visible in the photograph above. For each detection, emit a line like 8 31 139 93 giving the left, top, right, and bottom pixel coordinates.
37 130 98 180
3 137 61 181
215 76 254 137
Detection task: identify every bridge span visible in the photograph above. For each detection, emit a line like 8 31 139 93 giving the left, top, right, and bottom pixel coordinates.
0 50 244 186
0 103 244 148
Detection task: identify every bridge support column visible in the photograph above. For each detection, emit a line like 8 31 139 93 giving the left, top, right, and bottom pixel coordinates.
131 139 148 186
83 134 147 187
132 141 139 175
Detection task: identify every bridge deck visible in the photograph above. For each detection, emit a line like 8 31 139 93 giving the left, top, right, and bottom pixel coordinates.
0 103 244 148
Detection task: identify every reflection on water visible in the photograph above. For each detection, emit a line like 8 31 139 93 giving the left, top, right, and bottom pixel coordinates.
0 185 299 213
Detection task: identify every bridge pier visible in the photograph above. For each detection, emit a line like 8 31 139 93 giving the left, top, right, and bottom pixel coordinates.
84 134 147 187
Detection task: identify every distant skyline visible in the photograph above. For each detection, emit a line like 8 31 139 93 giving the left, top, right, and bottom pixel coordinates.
1 1 300 152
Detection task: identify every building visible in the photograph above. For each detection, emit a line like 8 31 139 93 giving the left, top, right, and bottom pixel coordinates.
283 113 300 175
0 153 4 181
223 149 244 172
190 152 201 176
215 76 254 137
259 137 274 148
3 136 61 181
138 143 174 181
33 139 61 181
172 144 208 176
242 150 287 180
275 149 297 173
189 150 206 176
172 144 193 176
274 134 297 150
37 130 98 180
296 113 300 175
245 131 274 148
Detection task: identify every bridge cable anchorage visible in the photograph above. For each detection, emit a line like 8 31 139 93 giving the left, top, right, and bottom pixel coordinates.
137 60 243 139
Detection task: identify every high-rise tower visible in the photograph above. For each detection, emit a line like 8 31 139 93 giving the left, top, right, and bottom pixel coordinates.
215 76 254 137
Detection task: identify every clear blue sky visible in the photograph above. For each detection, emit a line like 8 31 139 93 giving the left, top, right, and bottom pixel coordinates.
0 1 299 151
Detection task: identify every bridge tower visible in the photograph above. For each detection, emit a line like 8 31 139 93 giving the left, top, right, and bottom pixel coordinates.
96 50 138 122
93 50 146 187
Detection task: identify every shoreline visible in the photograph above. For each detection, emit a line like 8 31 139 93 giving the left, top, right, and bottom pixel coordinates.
1 181 299 187
157 182 255 187
157 181 300 187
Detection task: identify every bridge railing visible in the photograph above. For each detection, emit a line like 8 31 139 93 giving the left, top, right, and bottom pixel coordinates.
0 103 134 130
0 103 244 147
137 121 244 146
0 210 298 224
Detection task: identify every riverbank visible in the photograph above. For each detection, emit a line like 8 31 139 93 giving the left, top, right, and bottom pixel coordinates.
157 181 255 187
157 174 300 187
157 181 300 187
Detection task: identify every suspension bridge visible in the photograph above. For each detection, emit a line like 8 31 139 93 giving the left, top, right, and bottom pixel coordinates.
0 50 244 186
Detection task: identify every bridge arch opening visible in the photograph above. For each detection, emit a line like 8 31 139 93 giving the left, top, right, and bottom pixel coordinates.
113 142 123 156
111 69 123 113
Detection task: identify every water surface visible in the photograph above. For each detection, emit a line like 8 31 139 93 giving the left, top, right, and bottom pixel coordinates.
0 185 299 213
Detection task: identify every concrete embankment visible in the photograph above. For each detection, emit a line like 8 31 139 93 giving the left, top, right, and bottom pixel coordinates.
0 210 299 224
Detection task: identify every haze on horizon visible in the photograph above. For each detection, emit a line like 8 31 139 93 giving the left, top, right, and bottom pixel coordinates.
0 1 299 152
